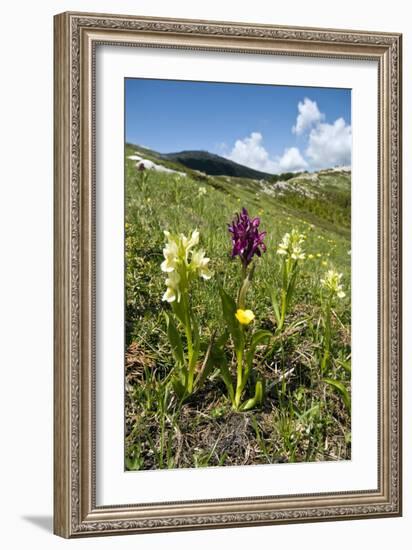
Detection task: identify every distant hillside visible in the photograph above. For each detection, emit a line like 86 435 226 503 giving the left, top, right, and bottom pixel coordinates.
261 168 351 229
126 143 351 231
164 150 273 180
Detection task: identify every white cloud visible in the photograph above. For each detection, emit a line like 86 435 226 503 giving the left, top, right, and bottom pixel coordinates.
225 109 351 175
292 98 324 135
306 118 352 168
276 147 308 172
226 132 307 174
226 132 278 173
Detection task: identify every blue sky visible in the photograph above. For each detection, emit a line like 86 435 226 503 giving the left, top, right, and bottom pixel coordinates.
125 78 351 174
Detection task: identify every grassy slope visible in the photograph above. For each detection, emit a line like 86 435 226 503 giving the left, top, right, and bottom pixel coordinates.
269 170 351 231
125 143 351 470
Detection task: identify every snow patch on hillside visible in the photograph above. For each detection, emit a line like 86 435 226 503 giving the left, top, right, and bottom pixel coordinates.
128 153 187 176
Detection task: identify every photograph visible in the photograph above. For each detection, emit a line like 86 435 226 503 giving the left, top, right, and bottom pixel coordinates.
124 78 352 471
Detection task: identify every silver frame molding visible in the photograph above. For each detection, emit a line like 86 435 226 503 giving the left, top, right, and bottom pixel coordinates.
53 11 402 538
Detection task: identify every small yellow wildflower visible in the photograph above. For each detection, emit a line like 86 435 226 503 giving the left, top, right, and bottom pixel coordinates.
235 309 255 325
316 253 322 258
308 253 314 259
322 260 328 266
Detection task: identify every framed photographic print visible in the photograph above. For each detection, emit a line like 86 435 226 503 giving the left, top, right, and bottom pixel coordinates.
53 11 402 538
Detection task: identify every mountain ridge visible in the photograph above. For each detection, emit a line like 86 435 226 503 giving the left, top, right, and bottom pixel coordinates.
163 149 273 180
126 142 351 182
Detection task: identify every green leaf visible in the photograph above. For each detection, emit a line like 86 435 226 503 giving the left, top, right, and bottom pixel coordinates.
220 365 235 404
321 349 330 374
195 332 218 389
215 330 229 349
240 379 264 411
219 286 244 353
191 314 201 367
164 312 184 366
271 291 281 325
171 299 186 326
200 331 232 400
297 404 320 421
336 357 352 374
171 376 187 400
125 448 143 471
246 330 272 367
281 259 288 291
243 330 272 390
285 267 299 309
322 378 351 412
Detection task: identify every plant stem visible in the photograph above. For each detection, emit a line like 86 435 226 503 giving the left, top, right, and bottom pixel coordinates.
186 327 194 393
237 265 248 309
182 290 195 393
279 288 287 332
321 297 332 374
277 260 288 333
234 348 244 409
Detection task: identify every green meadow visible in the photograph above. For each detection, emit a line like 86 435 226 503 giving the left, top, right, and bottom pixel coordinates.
124 143 351 471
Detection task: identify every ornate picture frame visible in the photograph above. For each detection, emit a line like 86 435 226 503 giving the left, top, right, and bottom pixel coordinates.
54 11 402 538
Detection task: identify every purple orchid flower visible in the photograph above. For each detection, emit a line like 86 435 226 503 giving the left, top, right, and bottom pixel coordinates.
228 208 266 268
